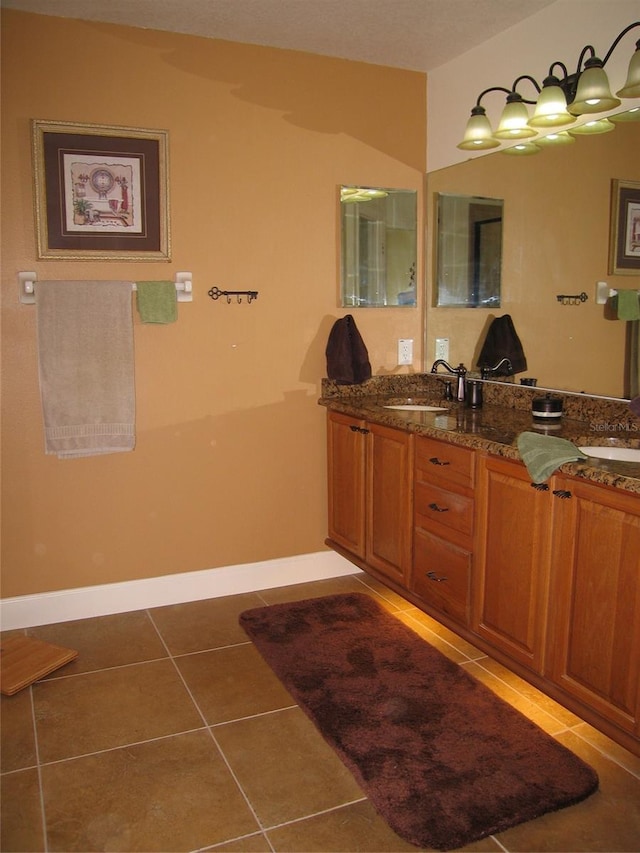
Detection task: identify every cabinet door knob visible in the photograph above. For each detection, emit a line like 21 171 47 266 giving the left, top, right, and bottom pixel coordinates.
428 502 449 513
427 571 448 582
428 456 450 466
553 489 573 500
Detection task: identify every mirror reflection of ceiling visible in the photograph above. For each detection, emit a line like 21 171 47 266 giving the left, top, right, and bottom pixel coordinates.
426 114 640 400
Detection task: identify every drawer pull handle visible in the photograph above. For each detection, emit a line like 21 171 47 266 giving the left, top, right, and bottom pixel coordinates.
349 425 369 434
428 456 450 466
530 482 550 491
553 488 572 500
427 571 448 582
428 502 449 513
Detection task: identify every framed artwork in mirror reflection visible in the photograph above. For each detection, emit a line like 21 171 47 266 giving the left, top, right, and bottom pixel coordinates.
609 179 640 275
32 120 170 260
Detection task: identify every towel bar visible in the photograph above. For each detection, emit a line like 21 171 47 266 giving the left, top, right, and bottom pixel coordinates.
596 280 640 305
18 272 193 304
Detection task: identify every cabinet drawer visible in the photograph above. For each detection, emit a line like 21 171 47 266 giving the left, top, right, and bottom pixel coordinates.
412 529 471 626
415 436 475 490
415 481 473 537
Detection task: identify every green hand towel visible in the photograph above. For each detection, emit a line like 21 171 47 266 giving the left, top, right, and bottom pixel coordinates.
617 289 640 321
136 281 177 324
517 431 587 484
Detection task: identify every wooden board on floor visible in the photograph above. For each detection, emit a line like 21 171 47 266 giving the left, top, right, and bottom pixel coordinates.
0 635 78 695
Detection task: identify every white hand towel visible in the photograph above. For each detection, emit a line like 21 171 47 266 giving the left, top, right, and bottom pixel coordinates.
36 281 135 458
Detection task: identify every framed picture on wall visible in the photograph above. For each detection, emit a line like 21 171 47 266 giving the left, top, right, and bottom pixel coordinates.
32 120 170 260
609 178 640 275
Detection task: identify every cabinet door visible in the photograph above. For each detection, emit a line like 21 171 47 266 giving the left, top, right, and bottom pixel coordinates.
474 455 552 672
546 477 640 735
327 411 366 558
366 423 413 584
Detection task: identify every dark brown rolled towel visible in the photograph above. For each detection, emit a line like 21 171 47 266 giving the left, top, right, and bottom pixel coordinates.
326 314 372 385
477 314 527 375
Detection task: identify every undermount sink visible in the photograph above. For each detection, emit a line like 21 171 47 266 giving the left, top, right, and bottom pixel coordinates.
578 446 640 463
384 404 449 412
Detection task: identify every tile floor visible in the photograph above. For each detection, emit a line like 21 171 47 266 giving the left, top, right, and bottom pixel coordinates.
1 571 639 852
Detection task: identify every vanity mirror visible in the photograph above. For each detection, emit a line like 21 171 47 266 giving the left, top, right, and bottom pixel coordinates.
426 115 640 399
436 193 503 307
340 186 417 308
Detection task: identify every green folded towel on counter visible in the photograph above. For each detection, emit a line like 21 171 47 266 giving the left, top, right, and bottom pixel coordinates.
136 281 177 324
517 431 587 484
617 289 640 321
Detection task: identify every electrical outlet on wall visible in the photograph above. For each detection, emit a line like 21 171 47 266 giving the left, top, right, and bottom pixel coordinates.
398 339 413 365
435 338 450 361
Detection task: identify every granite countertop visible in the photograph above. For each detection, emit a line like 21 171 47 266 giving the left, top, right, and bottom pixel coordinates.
319 375 640 495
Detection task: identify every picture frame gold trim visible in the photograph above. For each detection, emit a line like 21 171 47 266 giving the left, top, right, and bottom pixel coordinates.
32 120 170 261
609 178 640 276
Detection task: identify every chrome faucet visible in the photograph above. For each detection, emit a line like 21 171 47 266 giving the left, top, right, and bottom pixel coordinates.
480 357 513 379
431 359 467 402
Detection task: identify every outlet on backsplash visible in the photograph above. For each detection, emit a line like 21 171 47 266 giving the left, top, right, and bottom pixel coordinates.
398 339 413 366
435 338 449 361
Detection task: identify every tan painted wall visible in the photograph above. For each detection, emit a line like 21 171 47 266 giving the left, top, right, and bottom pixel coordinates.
1 11 426 598
426 122 640 398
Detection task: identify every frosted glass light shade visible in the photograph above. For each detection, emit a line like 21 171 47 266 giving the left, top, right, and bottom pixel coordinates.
610 106 640 122
535 131 575 147
528 82 576 127
569 63 621 114
617 47 640 98
457 108 500 150
569 117 615 135
494 99 537 139
500 141 541 156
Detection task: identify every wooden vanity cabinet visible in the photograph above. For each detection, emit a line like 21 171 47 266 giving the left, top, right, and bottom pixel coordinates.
326 411 412 585
326 411 640 753
545 476 640 736
473 455 552 673
411 436 475 627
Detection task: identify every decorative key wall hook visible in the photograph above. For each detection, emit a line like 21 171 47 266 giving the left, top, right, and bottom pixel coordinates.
208 287 259 304
556 291 588 305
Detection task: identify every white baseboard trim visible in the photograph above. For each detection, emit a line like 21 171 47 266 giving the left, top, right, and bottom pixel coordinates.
0 551 359 630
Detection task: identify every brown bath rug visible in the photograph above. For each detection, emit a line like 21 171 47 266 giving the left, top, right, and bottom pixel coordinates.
239 592 598 851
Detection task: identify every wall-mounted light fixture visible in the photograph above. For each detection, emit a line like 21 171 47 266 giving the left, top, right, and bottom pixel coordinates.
457 21 640 155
